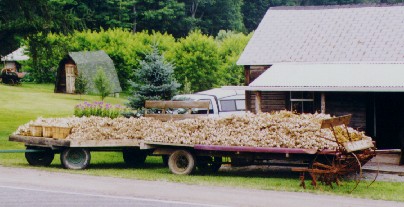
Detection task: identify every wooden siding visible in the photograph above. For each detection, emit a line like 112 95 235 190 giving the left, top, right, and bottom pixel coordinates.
325 92 367 131
249 92 287 112
245 65 270 113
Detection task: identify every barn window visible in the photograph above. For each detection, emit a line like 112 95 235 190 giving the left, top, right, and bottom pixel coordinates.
290 92 314 113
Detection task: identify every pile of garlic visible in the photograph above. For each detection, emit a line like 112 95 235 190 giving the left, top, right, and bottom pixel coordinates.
14 111 371 150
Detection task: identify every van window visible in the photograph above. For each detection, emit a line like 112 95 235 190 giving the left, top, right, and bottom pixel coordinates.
235 100 246 110
220 100 236 111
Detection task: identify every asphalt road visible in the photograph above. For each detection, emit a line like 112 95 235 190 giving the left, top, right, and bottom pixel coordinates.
0 166 403 207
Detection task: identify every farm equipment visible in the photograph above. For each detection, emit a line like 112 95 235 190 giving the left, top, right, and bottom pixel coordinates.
8 101 377 192
0 68 25 85
292 115 377 192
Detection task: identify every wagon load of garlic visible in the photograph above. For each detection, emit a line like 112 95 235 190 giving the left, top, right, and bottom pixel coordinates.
14 111 371 150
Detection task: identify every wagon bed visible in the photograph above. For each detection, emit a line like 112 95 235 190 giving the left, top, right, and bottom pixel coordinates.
9 135 140 148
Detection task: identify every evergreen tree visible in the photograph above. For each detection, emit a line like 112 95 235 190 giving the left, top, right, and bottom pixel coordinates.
94 69 112 101
75 72 89 100
128 46 180 110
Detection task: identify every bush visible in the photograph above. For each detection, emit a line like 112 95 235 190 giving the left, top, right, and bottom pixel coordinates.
75 72 88 99
74 101 127 118
94 69 112 100
167 30 220 92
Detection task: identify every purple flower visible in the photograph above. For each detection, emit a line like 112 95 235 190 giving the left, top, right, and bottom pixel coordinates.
106 104 112 109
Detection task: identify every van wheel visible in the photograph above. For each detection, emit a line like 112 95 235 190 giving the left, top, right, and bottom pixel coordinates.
168 150 195 175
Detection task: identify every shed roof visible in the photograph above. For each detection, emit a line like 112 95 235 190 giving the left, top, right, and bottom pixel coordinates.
68 50 122 93
223 63 404 92
237 4 404 65
1 47 29 61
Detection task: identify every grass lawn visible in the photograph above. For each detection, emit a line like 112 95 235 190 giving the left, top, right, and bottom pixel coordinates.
0 83 403 202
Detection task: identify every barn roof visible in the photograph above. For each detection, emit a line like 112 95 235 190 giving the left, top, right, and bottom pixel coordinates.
68 50 122 93
237 4 404 65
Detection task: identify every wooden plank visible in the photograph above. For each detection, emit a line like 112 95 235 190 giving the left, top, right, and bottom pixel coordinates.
141 141 194 148
69 139 140 147
9 135 70 147
343 139 374 152
145 101 210 109
321 114 352 129
144 114 208 121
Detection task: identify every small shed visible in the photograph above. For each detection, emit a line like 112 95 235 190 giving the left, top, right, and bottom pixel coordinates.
227 4 404 149
1 47 29 72
55 50 122 95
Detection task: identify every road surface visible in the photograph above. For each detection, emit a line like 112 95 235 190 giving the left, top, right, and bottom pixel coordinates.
0 166 403 207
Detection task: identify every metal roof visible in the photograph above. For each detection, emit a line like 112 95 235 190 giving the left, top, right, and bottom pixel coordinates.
237 4 404 65
1 47 29 61
197 88 245 99
223 63 404 92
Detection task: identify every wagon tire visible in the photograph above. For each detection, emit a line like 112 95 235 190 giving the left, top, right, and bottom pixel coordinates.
168 150 195 175
122 148 147 167
61 148 91 170
197 156 222 174
162 155 169 167
25 146 54 166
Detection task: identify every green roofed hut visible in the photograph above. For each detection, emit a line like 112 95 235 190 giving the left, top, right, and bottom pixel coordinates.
55 50 122 96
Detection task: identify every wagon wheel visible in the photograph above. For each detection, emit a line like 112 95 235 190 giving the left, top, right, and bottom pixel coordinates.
343 152 363 193
60 148 91 170
168 150 196 175
197 156 222 174
309 154 342 189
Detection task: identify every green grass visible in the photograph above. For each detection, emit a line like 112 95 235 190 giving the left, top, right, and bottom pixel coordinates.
0 83 403 202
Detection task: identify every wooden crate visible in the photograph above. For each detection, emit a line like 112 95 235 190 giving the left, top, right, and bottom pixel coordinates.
42 126 53 138
52 127 72 139
29 125 43 137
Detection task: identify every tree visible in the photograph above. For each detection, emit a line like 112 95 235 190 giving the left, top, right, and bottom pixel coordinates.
181 0 245 35
134 0 187 37
217 30 252 86
0 0 85 56
128 46 180 110
75 72 89 99
94 69 112 101
167 30 220 92
242 0 273 32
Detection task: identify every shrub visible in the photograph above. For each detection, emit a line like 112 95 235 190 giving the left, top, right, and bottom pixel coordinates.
75 72 88 99
74 101 127 118
167 30 221 92
94 69 112 100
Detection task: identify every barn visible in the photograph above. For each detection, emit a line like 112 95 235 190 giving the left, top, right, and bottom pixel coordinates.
55 50 122 95
225 4 404 150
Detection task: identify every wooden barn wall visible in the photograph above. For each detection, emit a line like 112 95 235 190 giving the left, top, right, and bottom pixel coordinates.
245 65 270 112
249 92 288 112
325 92 367 131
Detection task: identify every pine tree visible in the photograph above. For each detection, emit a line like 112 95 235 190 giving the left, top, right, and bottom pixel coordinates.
75 72 88 100
94 69 112 101
128 46 180 111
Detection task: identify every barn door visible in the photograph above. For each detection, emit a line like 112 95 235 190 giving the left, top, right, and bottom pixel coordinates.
65 64 76 94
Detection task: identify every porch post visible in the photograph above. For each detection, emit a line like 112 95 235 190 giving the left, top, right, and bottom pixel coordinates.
321 92 326 114
255 91 262 113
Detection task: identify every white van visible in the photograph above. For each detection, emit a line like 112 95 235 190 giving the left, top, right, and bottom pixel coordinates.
172 88 245 117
